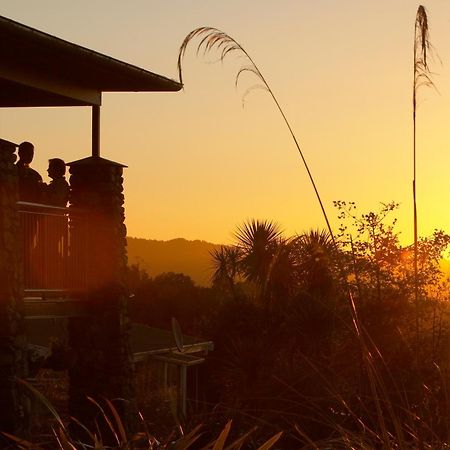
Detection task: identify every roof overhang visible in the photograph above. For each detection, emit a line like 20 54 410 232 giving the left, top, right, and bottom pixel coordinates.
0 15 182 107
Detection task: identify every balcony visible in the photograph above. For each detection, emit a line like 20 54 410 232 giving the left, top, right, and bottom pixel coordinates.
19 202 90 316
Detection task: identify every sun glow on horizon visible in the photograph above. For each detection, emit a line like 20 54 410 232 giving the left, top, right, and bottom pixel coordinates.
1 1 450 245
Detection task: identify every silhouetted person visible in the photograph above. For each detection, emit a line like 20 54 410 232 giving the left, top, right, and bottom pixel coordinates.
17 142 43 286
16 141 43 203
44 158 69 207
42 158 70 287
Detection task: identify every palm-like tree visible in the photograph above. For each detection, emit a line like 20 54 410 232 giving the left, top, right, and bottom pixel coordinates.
234 220 283 303
263 237 302 309
211 222 339 311
210 245 241 294
295 229 336 295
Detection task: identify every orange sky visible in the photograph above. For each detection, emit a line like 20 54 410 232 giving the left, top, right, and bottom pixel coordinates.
2 1 450 245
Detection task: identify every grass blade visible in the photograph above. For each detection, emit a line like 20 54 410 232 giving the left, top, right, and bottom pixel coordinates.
257 431 283 450
212 420 232 450
104 398 128 444
16 378 66 431
87 396 120 446
1 432 45 450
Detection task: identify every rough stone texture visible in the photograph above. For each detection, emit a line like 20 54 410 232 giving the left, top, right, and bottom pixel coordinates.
0 140 28 435
67 158 134 440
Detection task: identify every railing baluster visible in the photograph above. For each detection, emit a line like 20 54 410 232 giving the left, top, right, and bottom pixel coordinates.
17 201 87 296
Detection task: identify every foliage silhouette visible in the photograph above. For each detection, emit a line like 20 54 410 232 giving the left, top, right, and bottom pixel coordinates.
122 204 450 446
210 245 241 294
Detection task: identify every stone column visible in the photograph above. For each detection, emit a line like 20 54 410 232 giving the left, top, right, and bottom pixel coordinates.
67 156 134 439
0 139 28 435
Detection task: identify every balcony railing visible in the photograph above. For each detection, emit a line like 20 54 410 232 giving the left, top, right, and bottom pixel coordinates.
18 201 88 295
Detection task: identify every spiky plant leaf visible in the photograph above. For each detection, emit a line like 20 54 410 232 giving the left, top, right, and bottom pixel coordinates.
224 427 257 449
256 431 283 450
93 434 103 450
87 396 120 446
212 419 232 450
54 428 77 450
1 432 45 450
69 415 96 443
104 398 128 444
16 377 66 431
173 423 203 449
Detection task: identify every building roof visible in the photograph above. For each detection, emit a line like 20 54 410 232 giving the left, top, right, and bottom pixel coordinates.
0 15 182 107
26 320 213 362
131 324 213 359
0 137 18 147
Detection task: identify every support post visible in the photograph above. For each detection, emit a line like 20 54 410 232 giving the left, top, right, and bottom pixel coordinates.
0 139 28 436
92 106 100 158
180 366 187 417
67 156 133 441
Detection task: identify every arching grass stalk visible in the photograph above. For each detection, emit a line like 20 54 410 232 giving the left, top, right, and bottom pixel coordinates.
177 28 336 251
413 5 435 352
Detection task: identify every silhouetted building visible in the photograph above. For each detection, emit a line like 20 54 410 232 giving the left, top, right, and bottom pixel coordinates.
0 14 186 440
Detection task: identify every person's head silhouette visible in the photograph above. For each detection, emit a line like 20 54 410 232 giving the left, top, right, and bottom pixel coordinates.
18 141 35 165
47 158 66 180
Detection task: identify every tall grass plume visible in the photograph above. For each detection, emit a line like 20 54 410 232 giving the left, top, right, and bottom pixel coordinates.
412 5 436 351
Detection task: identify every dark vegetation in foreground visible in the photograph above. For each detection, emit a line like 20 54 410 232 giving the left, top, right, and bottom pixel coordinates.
128 202 450 448
8 203 450 449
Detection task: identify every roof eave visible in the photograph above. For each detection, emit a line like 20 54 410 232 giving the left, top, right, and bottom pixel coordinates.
0 14 182 108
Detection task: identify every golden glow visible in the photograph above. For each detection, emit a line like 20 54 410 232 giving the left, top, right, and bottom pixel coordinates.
1 1 450 245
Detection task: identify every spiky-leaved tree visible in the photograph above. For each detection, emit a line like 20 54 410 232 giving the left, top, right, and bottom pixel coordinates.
295 229 336 295
234 220 282 286
211 221 338 310
210 245 242 294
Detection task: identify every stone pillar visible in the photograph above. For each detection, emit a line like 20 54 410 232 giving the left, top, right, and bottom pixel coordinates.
67 156 134 439
0 139 28 435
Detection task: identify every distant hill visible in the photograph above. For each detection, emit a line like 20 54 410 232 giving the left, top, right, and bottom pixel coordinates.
126 237 221 286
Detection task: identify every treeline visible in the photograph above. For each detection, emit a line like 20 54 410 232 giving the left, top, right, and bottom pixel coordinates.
126 202 450 447
127 237 219 286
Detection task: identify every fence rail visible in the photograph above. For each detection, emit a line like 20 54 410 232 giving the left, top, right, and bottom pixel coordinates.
18 201 88 294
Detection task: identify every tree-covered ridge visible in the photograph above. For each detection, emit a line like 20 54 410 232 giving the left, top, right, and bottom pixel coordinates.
126 237 221 286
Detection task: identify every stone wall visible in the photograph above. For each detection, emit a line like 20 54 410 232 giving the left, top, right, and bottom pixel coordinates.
67 157 134 440
0 139 28 435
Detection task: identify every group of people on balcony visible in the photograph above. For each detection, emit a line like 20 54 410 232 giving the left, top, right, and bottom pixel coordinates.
16 141 69 207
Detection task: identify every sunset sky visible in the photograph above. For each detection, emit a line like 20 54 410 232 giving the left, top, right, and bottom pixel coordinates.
2 1 450 245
